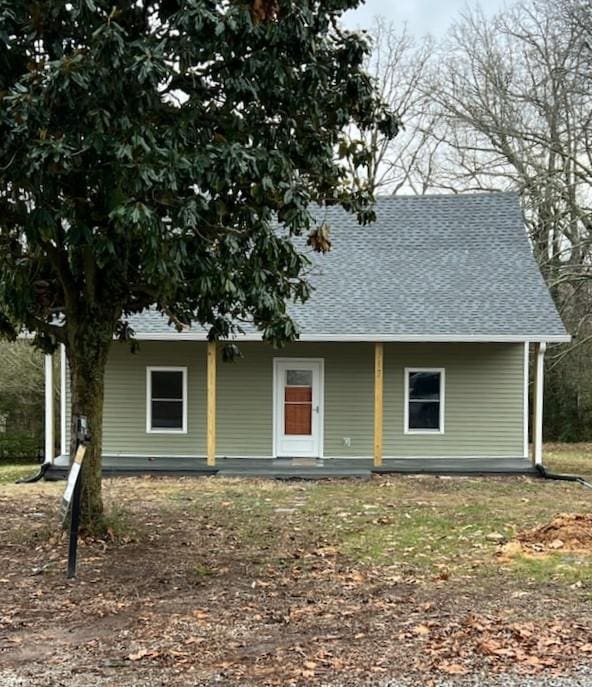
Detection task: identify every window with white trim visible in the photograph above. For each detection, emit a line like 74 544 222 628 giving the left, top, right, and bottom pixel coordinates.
146 367 187 433
405 368 444 433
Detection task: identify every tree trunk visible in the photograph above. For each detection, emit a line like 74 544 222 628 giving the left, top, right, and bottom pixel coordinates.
66 321 114 535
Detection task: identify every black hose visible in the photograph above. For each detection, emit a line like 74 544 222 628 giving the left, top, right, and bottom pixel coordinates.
535 464 592 490
15 462 52 484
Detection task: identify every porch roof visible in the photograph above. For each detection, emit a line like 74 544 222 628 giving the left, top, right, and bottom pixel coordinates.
129 192 569 343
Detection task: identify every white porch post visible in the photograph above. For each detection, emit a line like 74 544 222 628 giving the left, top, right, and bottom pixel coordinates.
207 341 217 467
532 342 546 467
523 342 529 459
60 344 67 457
44 353 54 463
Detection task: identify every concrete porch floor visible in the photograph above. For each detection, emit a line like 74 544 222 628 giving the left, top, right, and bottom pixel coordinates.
45 455 537 480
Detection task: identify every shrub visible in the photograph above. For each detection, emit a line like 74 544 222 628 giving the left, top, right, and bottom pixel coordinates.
0 433 42 461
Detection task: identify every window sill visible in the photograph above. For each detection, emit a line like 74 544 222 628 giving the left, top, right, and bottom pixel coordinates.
404 429 445 435
146 428 188 435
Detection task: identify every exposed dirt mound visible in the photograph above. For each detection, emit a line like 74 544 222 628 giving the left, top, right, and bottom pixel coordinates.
517 513 592 552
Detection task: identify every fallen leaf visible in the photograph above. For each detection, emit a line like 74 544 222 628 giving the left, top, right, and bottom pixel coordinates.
523 655 542 666
440 662 468 674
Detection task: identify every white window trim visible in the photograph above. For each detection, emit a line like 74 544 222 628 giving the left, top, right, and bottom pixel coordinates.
404 367 445 435
146 366 188 434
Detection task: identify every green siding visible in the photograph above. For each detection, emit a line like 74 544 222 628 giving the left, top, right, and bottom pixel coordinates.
103 342 206 455
216 343 374 457
383 343 525 457
67 341 526 459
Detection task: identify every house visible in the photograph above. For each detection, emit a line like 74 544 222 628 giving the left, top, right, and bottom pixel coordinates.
44 193 569 476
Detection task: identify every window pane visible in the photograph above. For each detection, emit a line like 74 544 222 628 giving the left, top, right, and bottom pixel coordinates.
152 371 183 399
285 387 312 402
285 403 312 435
408 401 440 430
152 400 183 429
409 372 440 401
286 369 312 386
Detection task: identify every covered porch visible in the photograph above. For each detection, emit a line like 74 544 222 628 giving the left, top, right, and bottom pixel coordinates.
43 340 547 477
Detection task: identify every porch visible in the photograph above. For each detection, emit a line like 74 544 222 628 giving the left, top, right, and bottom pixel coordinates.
45 455 536 479
42 340 548 474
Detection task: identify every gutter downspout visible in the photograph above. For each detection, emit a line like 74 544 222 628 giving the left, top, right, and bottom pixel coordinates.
536 463 592 490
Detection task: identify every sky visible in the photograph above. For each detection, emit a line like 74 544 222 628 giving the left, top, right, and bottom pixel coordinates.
343 0 508 37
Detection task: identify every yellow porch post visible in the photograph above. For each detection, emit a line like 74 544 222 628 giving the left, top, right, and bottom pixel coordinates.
207 341 217 467
373 342 384 467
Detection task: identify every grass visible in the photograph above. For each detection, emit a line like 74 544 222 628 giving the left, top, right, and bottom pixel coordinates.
0 461 38 484
545 442 592 478
144 446 590 584
2 445 592 685
100 503 138 541
509 551 592 585
151 459 592 585
297 479 536 577
3 444 592 585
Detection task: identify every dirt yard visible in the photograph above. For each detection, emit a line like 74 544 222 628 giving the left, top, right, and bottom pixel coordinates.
1 451 592 686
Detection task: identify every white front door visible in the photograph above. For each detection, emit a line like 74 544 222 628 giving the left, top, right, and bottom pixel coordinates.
273 359 324 458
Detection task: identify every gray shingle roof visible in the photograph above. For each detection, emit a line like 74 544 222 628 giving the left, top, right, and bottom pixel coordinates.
129 192 569 342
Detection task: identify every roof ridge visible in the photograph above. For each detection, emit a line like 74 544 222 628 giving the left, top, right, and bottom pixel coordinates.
372 191 518 201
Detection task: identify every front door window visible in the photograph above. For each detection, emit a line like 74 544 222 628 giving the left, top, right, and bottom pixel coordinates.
284 369 313 435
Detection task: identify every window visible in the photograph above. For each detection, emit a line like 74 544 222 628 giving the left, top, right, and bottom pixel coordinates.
404 368 444 433
146 367 187 433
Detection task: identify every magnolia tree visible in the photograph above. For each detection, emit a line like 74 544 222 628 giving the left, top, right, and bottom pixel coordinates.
0 0 397 531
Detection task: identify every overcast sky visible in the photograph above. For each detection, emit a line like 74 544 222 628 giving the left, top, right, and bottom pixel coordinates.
343 0 508 37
